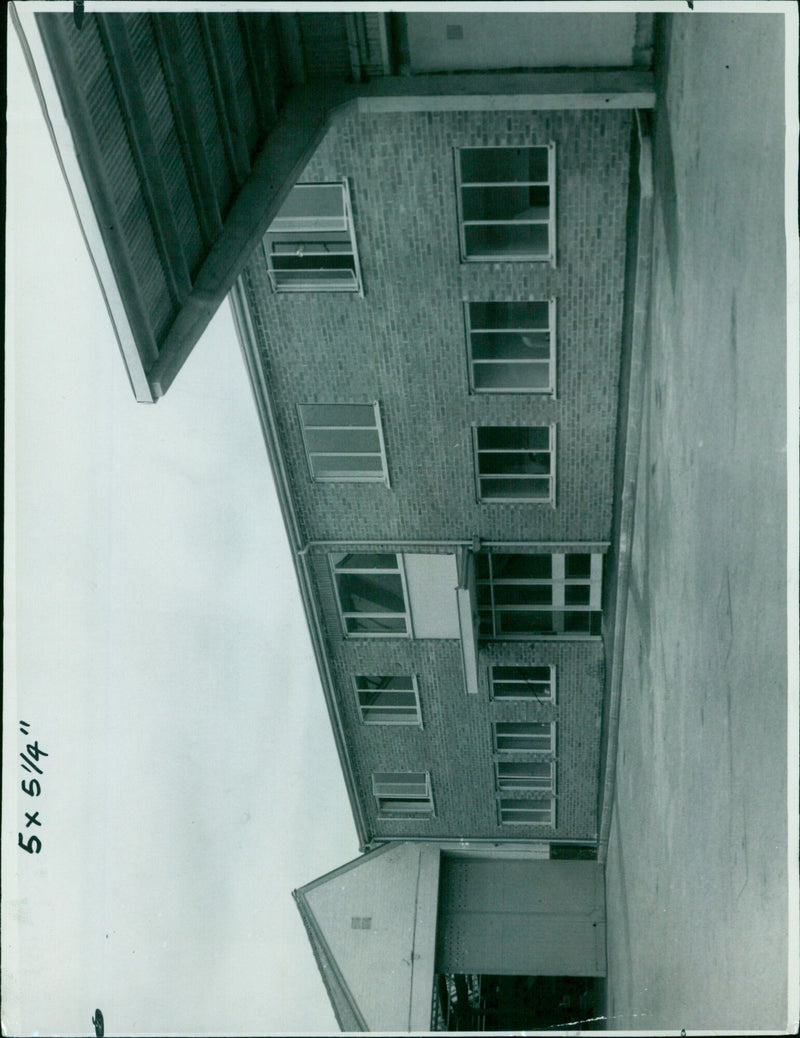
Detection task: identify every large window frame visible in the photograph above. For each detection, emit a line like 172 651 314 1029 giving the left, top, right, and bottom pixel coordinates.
330 552 412 638
298 402 390 485
354 674 422 726
464 300 556 396
455 145 556 264
372 772 434 819
477 552 603 640
264 180 363 293
473 426 556 504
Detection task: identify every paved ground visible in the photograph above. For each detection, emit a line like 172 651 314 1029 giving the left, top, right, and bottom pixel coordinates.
604 13 790 1031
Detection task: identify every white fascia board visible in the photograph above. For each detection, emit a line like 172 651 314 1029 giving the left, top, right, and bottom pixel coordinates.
11 2 154 403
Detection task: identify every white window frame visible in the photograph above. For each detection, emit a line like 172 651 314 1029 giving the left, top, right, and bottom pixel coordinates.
495 759 556 794
455 144 556 265
330 552 413 638
498 797 556 827
264 179 364 293
354 674 422 726
464 299 556 396
489 664 556 704
493 721 556 755
372 772 434 819
473 425 556 505
298 402 390 485
477 552 603 640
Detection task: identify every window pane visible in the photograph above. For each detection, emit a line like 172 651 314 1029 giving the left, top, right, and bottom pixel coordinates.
356 675 414 692
493 665 551 683
304 428 380 453
346 615 407 634
498 609 557 634
474 362 551 393
312 455 383 478
471 331 550 361
565 554 592 578
478 427 550 451
337 572 405 613
478 452 550 476
565 585 591 606
462 185 549 222
301 404 376 428
334 552 397 570
460 147 549 184
274 183 345 221
490 554 552 580
465 223 549 258
492 583 553 606
469 301 549 331
480 477 551 500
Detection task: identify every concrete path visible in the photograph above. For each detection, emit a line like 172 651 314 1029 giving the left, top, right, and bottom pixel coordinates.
604 13 791 1031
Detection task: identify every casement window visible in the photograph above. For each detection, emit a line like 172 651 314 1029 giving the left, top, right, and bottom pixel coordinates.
496 760 556 793
490 665 555 703
298 403 389 484
372 772 434 818
465 300 556 395
455 145 556 263
474 426 555 503
355 675 421 725
476 552 603 639
331 553 411 637
264 181 362 292
499 798 556 826
494 721 556 755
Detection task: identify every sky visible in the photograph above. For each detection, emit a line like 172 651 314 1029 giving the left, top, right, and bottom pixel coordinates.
3 12 360 1036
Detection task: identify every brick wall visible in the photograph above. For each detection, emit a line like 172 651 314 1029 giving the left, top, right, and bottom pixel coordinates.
242 107 631 545
243 107 631 841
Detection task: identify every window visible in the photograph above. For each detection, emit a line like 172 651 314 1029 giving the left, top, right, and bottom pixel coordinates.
456 146 555 263
494 722 555 754
355 675 421 725
331 553 411 637
372 772 433 818
490 665 555 703
298 403 389 484
476 552 603 639
351 917 372 929
499 798 556 826
474 426 555 503
495 760 555 793
264 181 362 292
465 301 555 394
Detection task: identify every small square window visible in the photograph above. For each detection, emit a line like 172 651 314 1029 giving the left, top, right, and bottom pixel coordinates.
465 300 555 394
372 772 434 818
355 675 421 725
299 403 389 484
490 665 555 703
456 146 556 263
474 426 555 503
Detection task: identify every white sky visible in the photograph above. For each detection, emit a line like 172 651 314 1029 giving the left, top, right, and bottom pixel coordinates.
3 16 360 1036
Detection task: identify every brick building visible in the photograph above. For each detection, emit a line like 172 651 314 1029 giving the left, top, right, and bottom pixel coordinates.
17 6 655 1029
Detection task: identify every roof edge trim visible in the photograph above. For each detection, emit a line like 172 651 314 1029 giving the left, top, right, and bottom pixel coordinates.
229 277 370 850
11 3 154 403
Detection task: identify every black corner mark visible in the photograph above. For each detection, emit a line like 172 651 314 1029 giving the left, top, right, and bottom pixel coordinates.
92 1008 104 1036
